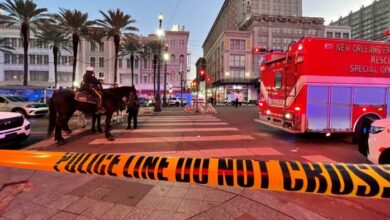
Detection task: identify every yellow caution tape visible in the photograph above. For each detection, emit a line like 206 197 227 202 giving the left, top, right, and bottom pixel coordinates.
0 150 388 199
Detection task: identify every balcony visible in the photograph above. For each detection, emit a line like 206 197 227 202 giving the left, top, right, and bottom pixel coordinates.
212 78 258 87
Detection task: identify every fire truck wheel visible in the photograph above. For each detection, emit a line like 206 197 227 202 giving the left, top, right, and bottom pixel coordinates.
378 149 390 164
355 115 378 156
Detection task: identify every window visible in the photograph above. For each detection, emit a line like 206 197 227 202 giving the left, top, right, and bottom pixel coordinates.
179 55 185 66
37 55 43 64
171 55 176 64
118 59 122 68
4 54 10 64
335 32 341 38
4 70 23 80
91 42 96 51
58 72 72 82
18 54 23 64
30 71 49 81
29 55 36 64
90 57 96 67
134 74 139 84
99 57 104 67
230 39 245 50
99 42 104 52
135 59 139 69
343 33 350 39
43 55 49 65
143 75 148 83
229 55 245 67
326 32 333 38
274 72 282 90
99 72 104 79
179 40 185 48
143 59 148 69
127 59 131 68
61 56 68 65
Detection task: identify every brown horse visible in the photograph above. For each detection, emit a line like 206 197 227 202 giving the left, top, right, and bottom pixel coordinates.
48 86 136 145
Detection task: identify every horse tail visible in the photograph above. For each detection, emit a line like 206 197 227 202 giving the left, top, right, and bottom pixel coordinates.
47 95 57 138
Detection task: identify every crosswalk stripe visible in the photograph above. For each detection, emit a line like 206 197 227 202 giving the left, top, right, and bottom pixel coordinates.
115 147 282 158
138 119 221 122
89 135 255 145
301 155 337 163
118 127 238 133
141 122 229 126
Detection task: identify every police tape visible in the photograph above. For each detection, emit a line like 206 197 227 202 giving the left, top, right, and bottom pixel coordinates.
0 150 388 199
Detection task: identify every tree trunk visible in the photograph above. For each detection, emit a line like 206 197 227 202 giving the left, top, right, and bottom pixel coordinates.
53 46 58 89
155 47 162 112
153 55 157 96
130 54 134 86
21 23 29 86
72 33 80 89
114 34 120 84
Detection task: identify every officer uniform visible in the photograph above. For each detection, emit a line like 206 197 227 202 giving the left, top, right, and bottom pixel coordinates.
82 68 103 113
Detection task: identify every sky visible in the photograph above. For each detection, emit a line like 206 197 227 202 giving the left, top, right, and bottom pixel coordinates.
31 0 374 78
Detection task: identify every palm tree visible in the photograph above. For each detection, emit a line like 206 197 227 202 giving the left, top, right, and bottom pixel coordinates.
53 8 95 89
120 35 140 86
143 40 164 111
36 26 70 89
96 9 138 84
0 0 49 86
0 37 14 54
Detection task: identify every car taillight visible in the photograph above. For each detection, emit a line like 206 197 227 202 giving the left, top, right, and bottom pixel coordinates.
370 126 385 134
294 106 301 111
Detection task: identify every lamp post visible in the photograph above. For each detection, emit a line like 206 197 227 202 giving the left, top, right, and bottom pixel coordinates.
162 48 169 107
179 64 184 107
154 13 164 112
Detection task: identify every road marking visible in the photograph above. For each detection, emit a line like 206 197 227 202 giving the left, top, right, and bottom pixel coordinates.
118 127 238 133
141 122 229 126
138 119 221 122
116 147 282 158
301 155 337 163
89 135 255 145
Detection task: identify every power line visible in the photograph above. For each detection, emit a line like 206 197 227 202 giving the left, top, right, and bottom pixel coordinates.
168 0 182 27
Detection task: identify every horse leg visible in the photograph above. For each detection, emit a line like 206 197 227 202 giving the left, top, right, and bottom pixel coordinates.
105 112 115 141
55 115 67 145
97 114 103 133
63 113 73 135
91 114 96 133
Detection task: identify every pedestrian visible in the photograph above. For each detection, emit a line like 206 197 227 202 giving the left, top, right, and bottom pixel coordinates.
234 92 239 108
126 90 140 129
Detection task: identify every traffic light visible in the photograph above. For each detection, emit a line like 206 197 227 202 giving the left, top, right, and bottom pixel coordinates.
199 69 206 81
385 29 390 35
206 77 212 83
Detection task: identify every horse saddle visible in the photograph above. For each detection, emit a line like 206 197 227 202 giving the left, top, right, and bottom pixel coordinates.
75 91 98 104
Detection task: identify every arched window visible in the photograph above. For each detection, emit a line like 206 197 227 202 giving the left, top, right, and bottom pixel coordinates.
171 54 176 64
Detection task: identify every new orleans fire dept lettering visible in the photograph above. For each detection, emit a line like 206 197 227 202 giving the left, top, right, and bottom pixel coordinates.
51 152 390 199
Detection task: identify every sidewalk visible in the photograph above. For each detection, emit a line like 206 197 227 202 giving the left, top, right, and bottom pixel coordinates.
0 107 388 220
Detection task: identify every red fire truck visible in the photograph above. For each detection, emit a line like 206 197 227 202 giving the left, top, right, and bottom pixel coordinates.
256 37 390 155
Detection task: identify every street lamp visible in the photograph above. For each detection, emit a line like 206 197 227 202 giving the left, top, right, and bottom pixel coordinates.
162 48 169 107
154 13 164 112
179 64 184 107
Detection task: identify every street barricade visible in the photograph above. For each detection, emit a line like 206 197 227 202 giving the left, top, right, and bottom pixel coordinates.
0 150 388 199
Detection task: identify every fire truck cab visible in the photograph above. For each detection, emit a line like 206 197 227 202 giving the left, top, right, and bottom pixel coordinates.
256 37 390 155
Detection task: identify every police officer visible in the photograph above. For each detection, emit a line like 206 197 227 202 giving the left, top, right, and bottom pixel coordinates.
126 89 139 129
81 67 104 113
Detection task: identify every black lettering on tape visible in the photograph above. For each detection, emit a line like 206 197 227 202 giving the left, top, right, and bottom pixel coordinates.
69 153 86 173
141 156 159 180
371 166 390 198
347 164 380 197
236 160 254 188
54 152 73 172
77 153 91 174
301 163 327 193
107 155 120 176
65 153 81 172
157 157 169 181
176 158 192 183
193 158 209 184
98 155 113 176
86 154 102 174
324 164 353 195
133 156 145 179
218 159 234 186
123 156 135 177
259 161 269 189
93 154 107 175
280 161 303 191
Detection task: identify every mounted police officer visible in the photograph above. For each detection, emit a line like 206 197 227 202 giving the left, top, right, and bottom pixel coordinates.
81 67 104 114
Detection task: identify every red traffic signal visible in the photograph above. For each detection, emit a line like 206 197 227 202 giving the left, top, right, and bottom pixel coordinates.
252 47 267 54
385 29 390 35
199 69 206 81
206 77 212 83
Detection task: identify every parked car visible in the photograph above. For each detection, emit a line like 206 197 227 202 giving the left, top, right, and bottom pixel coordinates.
168 97 187 107
0 95 49 117
138 97 154 107
0 112 31 146
368 119 390 164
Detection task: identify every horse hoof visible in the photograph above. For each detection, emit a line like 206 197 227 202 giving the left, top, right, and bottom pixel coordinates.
106 136 115 141
57 139 67 145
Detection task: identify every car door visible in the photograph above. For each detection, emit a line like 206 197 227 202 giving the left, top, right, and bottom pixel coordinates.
0 97 9 111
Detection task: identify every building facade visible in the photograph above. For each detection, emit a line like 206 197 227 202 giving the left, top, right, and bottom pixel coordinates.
324 25 351 39
0 24 190 98
331 0 390 41
203 0 324 103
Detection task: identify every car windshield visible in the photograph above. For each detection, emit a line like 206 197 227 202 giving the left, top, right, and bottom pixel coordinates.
5 96 26 102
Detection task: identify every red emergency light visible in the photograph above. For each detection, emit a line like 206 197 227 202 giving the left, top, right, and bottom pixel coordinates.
385 29 390 35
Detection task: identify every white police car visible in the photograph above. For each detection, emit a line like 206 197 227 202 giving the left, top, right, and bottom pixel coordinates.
368 119 390 164
0 112 31 146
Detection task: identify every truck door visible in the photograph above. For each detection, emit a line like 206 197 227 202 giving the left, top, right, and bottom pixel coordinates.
307 86 329 131
330 86 352 130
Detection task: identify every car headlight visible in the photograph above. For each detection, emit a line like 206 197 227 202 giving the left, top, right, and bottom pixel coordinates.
284 113 293 120
370 126 385 134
